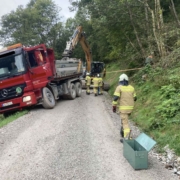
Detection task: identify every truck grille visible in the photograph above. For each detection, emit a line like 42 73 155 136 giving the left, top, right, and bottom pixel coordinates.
0 83 26 102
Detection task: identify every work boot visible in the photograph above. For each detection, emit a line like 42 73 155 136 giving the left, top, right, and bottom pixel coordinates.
88 92 90 95
120 139 124 143
120 127 124 138
95 94 97 96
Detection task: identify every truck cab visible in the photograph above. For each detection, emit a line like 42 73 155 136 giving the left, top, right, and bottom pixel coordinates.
0 43 54 113
90 62 106 77
0 43 83 114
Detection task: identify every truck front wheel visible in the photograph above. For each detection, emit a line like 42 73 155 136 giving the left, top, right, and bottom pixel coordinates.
75 82 82 97
42 87 56 109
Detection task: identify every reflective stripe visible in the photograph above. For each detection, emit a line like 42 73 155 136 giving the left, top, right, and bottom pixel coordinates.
120 106 133 110
121 89 134 92
114 92 120 96
121 86 134 92
124 128 130 138
112 101 118 105
124 128 130 133
121 86 134 89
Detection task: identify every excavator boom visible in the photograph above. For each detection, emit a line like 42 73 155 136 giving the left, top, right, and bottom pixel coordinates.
62 26 92 72
62 25 109 91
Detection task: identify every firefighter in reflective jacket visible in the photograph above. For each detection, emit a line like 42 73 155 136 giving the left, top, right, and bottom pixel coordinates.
98 74 103 95
85 72 91 95
93 74 99 96
112 73 137 143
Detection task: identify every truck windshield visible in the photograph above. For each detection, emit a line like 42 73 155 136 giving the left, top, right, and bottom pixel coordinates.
0 53 25 79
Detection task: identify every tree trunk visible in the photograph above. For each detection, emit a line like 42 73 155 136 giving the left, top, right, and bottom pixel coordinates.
170 0 180 28
125 34 141 56
144 0 149 36
156 0 166 56
145 0 166 57
126 1 145 59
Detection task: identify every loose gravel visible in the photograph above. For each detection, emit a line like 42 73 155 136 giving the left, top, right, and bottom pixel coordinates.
0 90 178 180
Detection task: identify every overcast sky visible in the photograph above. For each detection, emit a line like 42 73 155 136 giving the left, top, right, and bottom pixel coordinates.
0 0 76 20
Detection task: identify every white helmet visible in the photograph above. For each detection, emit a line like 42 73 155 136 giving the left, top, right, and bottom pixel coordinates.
97 74 100 77
86 72 90 76
119 73 128 81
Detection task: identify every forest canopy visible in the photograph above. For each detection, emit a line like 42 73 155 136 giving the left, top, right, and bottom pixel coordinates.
0 0 180 66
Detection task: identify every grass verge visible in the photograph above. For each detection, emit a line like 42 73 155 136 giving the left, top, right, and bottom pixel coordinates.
0 110 28 128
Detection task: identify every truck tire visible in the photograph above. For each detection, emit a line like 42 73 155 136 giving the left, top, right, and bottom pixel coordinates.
75 82 82 97
42 87 56 109
67 83 76 100
81 79 86 89
103 81 110 91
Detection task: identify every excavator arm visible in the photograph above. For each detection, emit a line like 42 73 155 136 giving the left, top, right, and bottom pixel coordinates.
79 34 92 73
62 26 92 72
62 26 110 91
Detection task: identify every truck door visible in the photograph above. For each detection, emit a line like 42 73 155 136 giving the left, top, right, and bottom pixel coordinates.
27 50 51 89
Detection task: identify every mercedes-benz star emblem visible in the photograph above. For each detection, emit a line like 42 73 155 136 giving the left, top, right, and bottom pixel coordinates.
1 89 8 97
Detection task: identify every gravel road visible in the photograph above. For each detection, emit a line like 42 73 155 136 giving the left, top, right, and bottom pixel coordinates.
0 91 178 180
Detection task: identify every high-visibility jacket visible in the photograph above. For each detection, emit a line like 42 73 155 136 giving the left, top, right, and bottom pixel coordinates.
92 77 99 87
85 75 91 85
98 77 103 86
112 85 136 113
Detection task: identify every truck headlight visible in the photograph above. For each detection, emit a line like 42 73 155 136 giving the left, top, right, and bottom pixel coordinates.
23 96 31 102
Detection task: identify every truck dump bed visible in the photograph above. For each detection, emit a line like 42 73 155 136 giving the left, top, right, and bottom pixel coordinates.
54 57 83 80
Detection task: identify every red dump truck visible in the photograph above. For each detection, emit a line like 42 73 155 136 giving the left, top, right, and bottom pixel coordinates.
0 43 83 114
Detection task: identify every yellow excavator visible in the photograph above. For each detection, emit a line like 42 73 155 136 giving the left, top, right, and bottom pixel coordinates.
62 26 110 91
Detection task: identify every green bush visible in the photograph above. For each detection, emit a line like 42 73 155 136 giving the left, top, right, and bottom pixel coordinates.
155 85 180 119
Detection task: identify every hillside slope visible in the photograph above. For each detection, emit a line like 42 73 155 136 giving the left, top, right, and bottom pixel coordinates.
105 59 180 156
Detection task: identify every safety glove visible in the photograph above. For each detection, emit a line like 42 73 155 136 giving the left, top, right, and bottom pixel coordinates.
112 106 116 113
